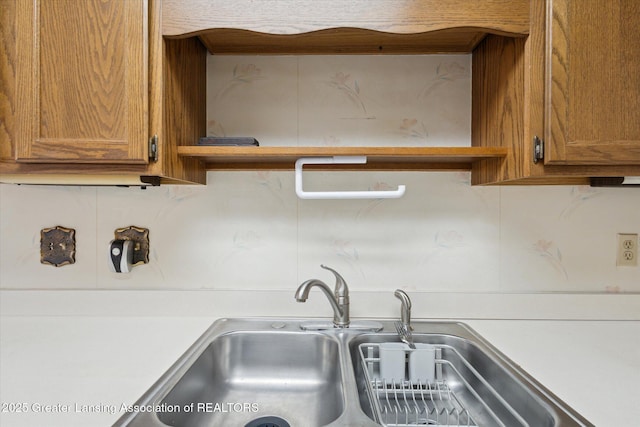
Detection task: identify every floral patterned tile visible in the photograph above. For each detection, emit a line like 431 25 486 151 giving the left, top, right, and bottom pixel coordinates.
297 172 500 292
206 55 298 146
94 172 298 290
297 55 471 147
500 185 640 292
0 184 98 289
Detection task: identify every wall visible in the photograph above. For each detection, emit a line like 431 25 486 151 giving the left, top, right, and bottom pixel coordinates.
0 55 638 316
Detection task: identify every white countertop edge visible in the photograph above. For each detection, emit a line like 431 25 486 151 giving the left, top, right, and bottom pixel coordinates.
1 290 639 320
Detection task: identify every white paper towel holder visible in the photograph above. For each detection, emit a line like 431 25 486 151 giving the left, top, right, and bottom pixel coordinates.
294 156 406 200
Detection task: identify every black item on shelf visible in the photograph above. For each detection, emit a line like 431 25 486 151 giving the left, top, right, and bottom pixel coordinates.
198 137 259 146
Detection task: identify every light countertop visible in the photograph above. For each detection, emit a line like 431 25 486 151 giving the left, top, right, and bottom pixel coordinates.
1 316 639 426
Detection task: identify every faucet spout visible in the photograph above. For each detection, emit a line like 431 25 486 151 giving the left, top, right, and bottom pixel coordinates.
295 265 350 328
295 279 343 313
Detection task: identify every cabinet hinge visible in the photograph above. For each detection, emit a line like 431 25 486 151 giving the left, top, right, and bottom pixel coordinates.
533 136 544 164
149 135 158 163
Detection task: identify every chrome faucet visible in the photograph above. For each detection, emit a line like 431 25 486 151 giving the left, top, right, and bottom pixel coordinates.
295 265 350 328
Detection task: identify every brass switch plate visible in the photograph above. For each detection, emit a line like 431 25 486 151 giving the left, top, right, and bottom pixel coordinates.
114 226 149 266
41 226 76 267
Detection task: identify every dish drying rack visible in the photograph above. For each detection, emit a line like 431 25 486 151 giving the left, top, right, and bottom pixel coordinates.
357 343 527 427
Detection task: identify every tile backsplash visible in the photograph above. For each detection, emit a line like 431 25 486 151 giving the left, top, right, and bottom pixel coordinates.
206 55 470 147
1 172 638 292
1 55 638 293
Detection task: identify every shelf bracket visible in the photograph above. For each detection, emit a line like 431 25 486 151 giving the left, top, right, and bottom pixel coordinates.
294 156 406 200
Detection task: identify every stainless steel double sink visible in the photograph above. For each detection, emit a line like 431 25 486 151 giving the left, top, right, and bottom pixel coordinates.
114 318 592 427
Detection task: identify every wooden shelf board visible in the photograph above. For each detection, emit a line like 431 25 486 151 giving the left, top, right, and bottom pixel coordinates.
162 0 530 40
177 146 508 171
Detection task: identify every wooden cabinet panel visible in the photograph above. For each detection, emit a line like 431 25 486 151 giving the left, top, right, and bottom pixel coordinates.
545 0 640 165
15 0 148 163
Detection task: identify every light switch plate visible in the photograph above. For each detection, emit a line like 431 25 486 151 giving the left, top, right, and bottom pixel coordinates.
41 226 76 267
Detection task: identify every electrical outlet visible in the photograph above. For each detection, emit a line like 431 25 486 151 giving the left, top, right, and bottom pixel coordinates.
617 233 638 267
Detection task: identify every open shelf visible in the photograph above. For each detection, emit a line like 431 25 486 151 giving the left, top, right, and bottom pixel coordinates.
177 146 507 171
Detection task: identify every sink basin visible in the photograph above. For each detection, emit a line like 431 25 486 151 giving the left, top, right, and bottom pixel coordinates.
349 322 593 427
114 319 592 427
351 333 556 426
159 331 344 427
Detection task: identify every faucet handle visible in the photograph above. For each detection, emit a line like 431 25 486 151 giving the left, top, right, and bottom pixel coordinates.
320 265 349 300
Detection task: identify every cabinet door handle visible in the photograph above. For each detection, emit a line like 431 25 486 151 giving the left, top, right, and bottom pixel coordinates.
294 156 406 200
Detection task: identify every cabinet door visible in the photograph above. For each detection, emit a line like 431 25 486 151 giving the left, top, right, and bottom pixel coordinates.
15 0 148 163
545 0 640 165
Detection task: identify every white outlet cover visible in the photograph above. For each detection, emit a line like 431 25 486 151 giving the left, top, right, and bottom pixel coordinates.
617 233 638 267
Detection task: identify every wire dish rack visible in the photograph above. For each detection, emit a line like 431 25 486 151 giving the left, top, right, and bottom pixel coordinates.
357 343 527 427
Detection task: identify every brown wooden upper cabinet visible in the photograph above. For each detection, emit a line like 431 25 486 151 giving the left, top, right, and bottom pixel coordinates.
1 0 205 185
545 0 640 165
473 0 640 184
15 0 148 164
